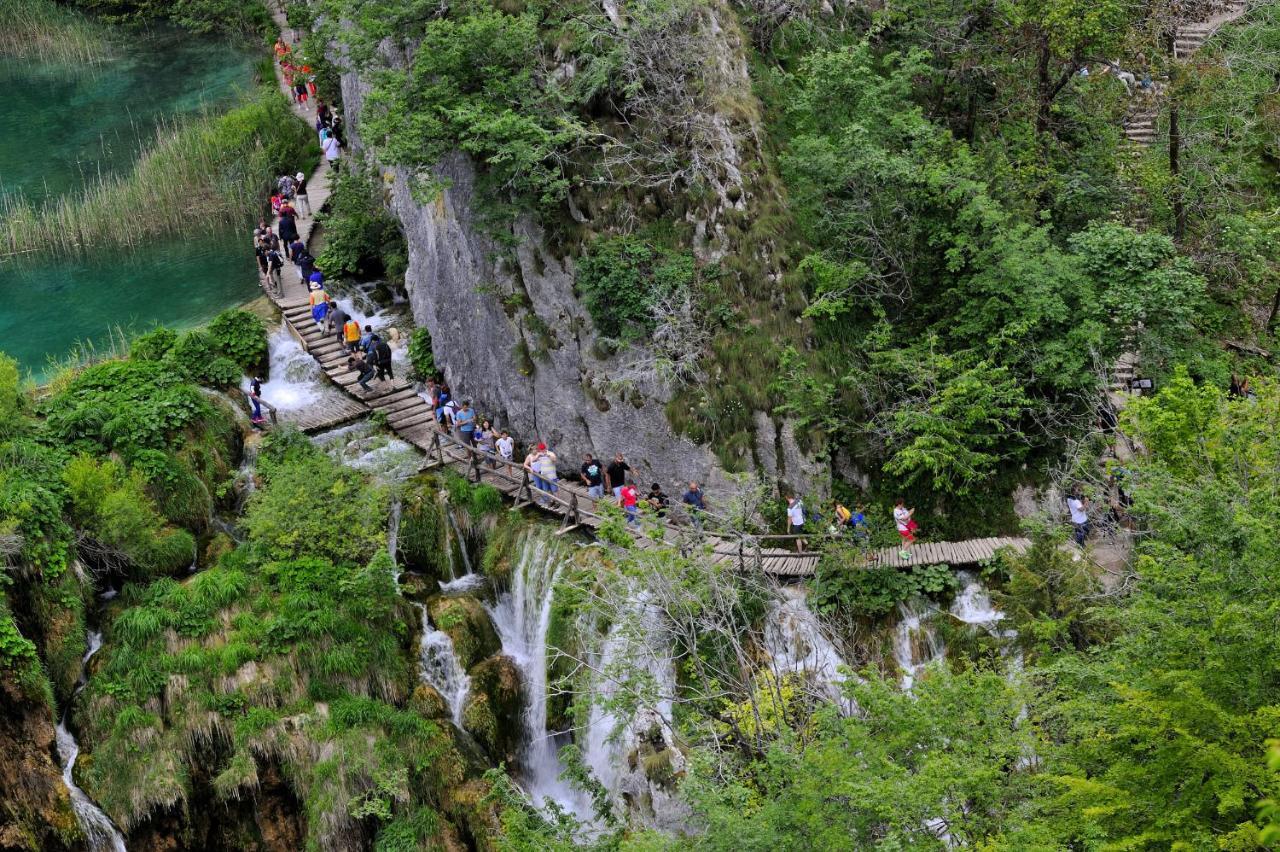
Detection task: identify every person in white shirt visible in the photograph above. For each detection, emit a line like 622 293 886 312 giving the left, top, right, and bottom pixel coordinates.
893 499 916 559
496 432 514 463
322 133 341 165
1067 492 1090 546
786 495 807 553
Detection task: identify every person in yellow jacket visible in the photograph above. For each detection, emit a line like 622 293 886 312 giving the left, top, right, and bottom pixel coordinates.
343 317 361 352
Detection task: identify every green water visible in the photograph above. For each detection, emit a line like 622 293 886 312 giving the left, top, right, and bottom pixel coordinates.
0 26 261 378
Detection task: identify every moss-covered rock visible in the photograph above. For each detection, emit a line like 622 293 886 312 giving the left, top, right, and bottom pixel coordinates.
201 531 235 570
461 655 524 767
410 683 449 720
426 596 499 670
399 482 447 583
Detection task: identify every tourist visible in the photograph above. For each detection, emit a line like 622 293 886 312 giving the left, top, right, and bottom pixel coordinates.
833 501 852 533
294 79 309 106
265 247 284 296
358 324 375 354
434 383 452 424
619 480 640 525
423 378 439 410
580 453 604 499
496 431 515 465
681 481 706 531
278 213 300 256
248 376 265 424
261 226 280 253
786 495 807 552
1067 491 1090 546
851 503 869 540
477 419 497 464
893 498 917 559
454 400 477 443
526 443 550 491
342 314 362 353
606 453 631 499
328 304 350 345
374 335 394 381
347 352 375 391
254 237 269 281
535 449 559 502
317 101 332 127
442 395 460 428
270 192 284 216
322 133 341 167
295 249 316 285
294 172 310 216
277 173 295 199
647 483 670 518
330 112 346 146
308 283 331 327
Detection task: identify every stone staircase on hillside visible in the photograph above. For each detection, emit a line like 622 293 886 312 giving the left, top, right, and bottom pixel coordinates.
1122 0 1250 146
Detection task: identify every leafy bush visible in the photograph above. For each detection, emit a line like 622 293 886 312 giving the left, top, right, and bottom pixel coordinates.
206 309 267 373
130 327 177 362
576 235 696 340
407 328 434 380
316 169 407 283
809 545 958 617
245 441 388 565
164 331 242 388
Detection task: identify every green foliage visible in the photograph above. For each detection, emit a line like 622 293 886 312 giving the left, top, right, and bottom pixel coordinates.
0 602 47 699
357 7 586 211
316 169 407 283
205 309 267 373
406 327 435 381
575 235 696 341
129 327 177 362
164 330 241 388
245 435 388 565
809 545 957 617
65 0 270 34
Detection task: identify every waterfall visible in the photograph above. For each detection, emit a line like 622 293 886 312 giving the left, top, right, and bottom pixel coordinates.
246 323 342 412
485 531 592 818
437 494 486 593
413 604 471 727
762 586 858 713
57 631 127 852
893 599 945 690
949 571 1005 634
580 598 687 829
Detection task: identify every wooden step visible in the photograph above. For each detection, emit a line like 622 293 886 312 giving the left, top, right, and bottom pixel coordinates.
388 410 437 432
371 394 426 414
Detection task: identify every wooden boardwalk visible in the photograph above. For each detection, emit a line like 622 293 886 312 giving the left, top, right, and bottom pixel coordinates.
258 10 1031 577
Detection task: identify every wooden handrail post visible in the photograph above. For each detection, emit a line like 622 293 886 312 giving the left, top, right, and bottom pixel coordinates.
468 450 481 483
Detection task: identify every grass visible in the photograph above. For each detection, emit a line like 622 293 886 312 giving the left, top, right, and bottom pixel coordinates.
0 0 110 63
0 89 316 257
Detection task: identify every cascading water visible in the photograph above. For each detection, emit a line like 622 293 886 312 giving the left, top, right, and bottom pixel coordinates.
893 598 945 690
949 571 1005 634
312 421 421 482
485 531 592 818
246 323 343 413
762 585 857 713
414 604 471 727
57 631 127 852
580 598 687 829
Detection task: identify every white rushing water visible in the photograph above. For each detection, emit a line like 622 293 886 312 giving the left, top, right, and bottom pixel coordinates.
57 631 127 852
762 585 857 713
893 598 945 690
949 571 1005 633
414 604 471 727
580 598 687 829
486 531 593 819
246 323 343 412
311 421 421 482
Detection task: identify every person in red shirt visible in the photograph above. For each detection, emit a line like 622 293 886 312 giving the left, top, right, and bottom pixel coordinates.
619 480 639 526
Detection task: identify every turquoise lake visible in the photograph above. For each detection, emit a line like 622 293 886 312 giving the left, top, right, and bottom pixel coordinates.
0 27 261 378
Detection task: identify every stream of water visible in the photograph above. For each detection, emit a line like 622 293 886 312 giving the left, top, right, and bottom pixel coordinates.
414 603 471 727
56 631 127 852
486 530 593 819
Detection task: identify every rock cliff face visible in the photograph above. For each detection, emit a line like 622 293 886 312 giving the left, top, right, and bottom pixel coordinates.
337 2 825 499
0 674 79 852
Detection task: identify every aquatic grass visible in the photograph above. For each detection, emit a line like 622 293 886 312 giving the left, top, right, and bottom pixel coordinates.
0 90 316 257
0 0 110 63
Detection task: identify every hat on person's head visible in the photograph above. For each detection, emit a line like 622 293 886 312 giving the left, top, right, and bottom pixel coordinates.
309 282 321 290
537 443 547 451
296 172 305 180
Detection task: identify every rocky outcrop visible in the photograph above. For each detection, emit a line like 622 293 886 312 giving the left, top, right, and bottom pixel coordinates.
426 595 500 671
461 655 525 768
337 0 826 500
0 674 80 852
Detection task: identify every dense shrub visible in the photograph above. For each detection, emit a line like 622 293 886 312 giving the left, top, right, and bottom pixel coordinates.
407 328 434 380
129 327 178 362
206 309 268 373
316 169 407 283
809 545 957 617
576 235 696 341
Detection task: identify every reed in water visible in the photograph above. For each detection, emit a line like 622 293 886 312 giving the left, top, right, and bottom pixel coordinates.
0 0 110 63
0 90 316 258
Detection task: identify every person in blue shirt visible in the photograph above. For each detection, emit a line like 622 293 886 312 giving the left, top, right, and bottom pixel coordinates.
682 481 707 531
454 400 477 443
